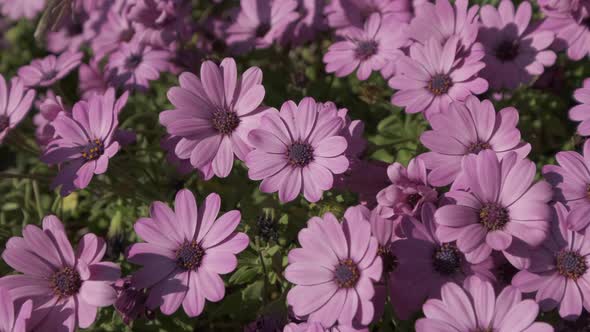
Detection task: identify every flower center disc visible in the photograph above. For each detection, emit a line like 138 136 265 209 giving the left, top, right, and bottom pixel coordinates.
378 245 398 273
495 39 520 62
82 139 105 161
355 40 378 61
479 203 509 231
212 109 240 135
428 74 452 96
432 243 462 275
42 70 58 82
125 54 143 69
175 241 205 270
256 23 271 37
467 141 491 154
334 259 360 288
287 142 314 167
556 250 588 280
51 267 82 298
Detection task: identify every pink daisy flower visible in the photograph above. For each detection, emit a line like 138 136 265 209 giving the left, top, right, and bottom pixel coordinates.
543 139 590 211
324 0 412 34
113 277 151 326
285 206 382 327
283 0 327 45
376 157 438 219
0 215 121 331
513 203 590 320
407 0 480 53
246 98 350 203
391 203 496 319
78 59 109 100
127 190 249 317
538 0 590 61
88 0 135 59
225 0 300 54
419 96 531 187
106 38 171 91
0 0 45 19
478 0 557 90
41 88 128 196
284 322 368 332
415 277 553 331
0 287 33 332
160 58 269 179
434 150 552 267
389 37 488 118
18 52 84 88
569 78 590 136
0 75 36 144
34 91 69 148
323 13 408 81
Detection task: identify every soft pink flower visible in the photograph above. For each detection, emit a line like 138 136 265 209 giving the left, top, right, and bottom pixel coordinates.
127 190 249 317
569 78 590 136
34 91 69 148
78 59 109 100
284 322 368 332
538 0 590 60
0 0 45 19
0 287 33 332
246 98 350 203
0 75 35 144
18 52 83 88
324 0 411 34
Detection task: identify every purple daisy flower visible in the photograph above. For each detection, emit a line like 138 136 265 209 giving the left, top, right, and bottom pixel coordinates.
0 0 44 19
18 52 83 88
391 203 496 319
324 0 412 34
283 0 327 45
0 287 32 332
419 96 531 187
513 203 590 320
569 78 590 136
0 215 121 331
106 38 171 91
478 0 557 90
160 58 269 179
225 0 300 54
246 98 350 203
88 0 135 59
34 91 69 148
285 206 382 327
113 277 152 326
543 140 590 211
78 59 109 100
376 157 438 219
538 0 590 61
0 75 36 144
434 150 552 267
407 0 480 53
284 322 368 332
127 189 249 317
41 88 128 196
323 13 408 81
415 277 553 332
389 37 488 118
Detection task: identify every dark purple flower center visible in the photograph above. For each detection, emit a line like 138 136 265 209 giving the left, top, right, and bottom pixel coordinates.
406 193 422 209
211 109 240 135
467 141 491 154
125 54 143 69
495 39 520 62
427 74 452 96
42 69 58 82
256 23 271 38
334 259 360 288
0 115 9 132
479 203 509 231
355 40 378 61
432 243 462 275
378 245 398 273
287 142 314 167
175 240 205 270
556 250 588 280
82 139 105 161
51 267 82 298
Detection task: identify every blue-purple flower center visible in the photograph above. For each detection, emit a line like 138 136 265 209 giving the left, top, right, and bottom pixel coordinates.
378 245 398 273
479 203 509 231
467 141 491 154
256 23 271 38
432 243 461 275
287 142 314 167
125 54 143 69
556 250 587 280
0 115 9 132
428 74 452 96
334 259 360 288
175 240 205 270
82 139 105 161
495 39 520 62
355 40 378 61
212 109 240 135
51 267 82 298
42 69 58 82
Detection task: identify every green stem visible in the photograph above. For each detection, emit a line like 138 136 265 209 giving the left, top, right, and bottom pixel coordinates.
32 180 44 221
255 237 270 305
